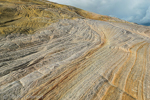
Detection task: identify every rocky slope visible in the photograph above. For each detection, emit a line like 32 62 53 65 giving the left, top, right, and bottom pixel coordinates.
0 0 132 35
1 0 150 100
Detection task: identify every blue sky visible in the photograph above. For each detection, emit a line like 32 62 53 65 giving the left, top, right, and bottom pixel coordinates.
49 0 150 26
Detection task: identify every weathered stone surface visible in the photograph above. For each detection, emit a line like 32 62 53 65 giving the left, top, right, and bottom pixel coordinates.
1 0 150 100
0 19 150 100
0 0 132 35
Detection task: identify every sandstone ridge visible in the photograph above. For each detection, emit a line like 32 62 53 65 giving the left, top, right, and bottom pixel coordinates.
1 0 150 100
0 0 133 35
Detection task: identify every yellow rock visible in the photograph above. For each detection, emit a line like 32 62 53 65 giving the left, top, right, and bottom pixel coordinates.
0 0 150 100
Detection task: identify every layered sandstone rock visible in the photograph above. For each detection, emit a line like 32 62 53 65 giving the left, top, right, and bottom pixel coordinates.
0 0 150 100
0 0 132 35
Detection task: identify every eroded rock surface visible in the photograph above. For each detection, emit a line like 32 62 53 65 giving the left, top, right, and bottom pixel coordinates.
1 18 150 100
0 0 132 35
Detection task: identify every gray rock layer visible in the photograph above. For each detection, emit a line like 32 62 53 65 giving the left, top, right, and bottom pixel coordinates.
0 19 150 100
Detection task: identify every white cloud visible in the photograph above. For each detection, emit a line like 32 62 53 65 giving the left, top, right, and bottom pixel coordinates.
49 0 150 26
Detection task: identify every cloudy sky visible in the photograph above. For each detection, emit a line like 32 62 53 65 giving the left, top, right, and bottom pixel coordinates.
49 0 150 26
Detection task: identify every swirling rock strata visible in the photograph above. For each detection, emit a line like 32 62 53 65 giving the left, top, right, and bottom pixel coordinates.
1 19 150 100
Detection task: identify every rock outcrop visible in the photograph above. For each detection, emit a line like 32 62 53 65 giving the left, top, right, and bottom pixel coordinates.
0 0 132 35
0 0 150 100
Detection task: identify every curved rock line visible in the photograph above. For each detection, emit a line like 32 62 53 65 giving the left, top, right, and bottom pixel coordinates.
0 19 150 100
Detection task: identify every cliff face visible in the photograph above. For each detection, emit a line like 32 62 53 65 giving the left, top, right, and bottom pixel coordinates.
1 0 150 100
